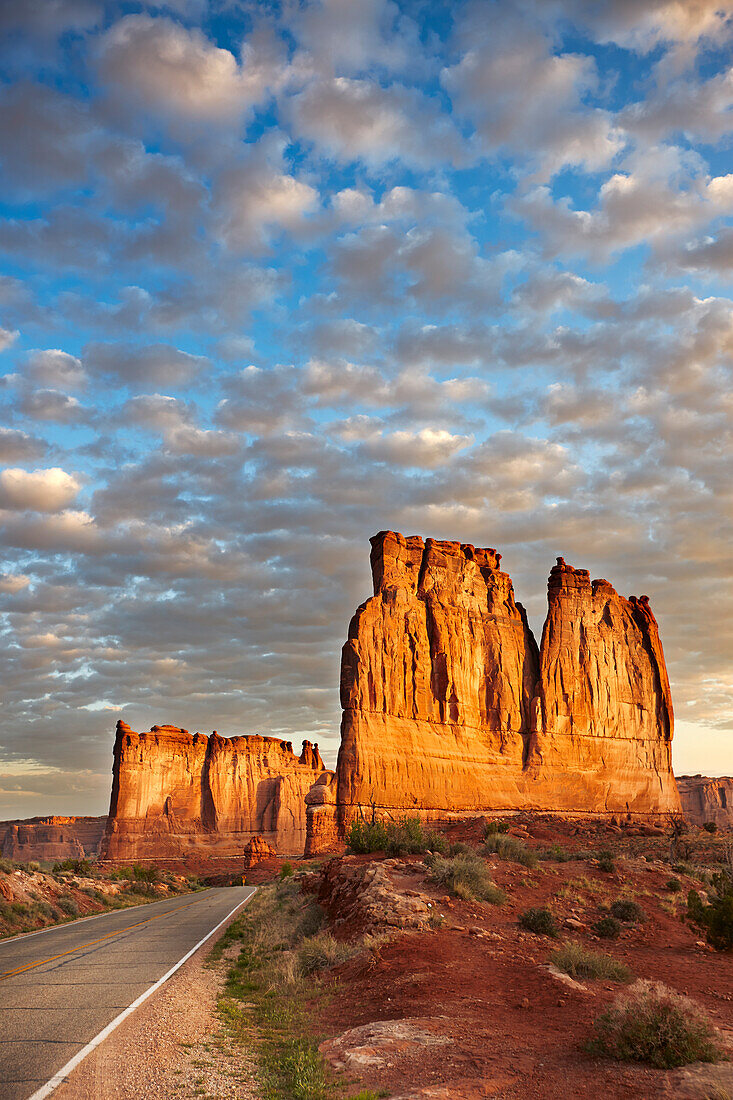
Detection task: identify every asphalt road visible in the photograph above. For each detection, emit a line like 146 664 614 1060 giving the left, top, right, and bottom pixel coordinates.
0 886 255 1100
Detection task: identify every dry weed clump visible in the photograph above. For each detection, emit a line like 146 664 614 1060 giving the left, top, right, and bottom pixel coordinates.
427 852 505 904
587 980 724 1068
550 941 631 983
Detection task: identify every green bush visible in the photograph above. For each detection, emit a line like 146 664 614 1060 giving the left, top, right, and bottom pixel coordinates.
52 858 91 876
703 822 718 834
610 899 645 923
279 862 294 879
484 833 538 868
56 895 79 917
550 941 631 983
597 850 616 873
0 858 14 873
484 820 509 836
587 980 723 1068
448 841 474 857
428 853 505 904
519 906 558 937
687 871 733 951
346 816 447 856
539 843 576 862
132 864 160 884
666 878 682 893
593 915 622 940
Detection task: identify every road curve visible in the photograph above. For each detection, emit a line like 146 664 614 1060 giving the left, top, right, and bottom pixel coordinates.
0 886 255 1100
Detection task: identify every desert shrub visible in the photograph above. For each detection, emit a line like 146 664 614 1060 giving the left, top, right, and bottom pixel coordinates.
448 841 474 857
279 862 294 879
385 816 448 856
297 931 354 975
550 941 631 983
35 900 54 920
0 857 14 873
519 906 558 937
347 816 447 856
666 878 682 893
597 850 616 873
127 882 158 897
27 861 40 873
586 980 723 1068
346 819 390 853
593 915 622 940
687 871 733 951
52 858 91 876
539 844 576 863
10 901 29 916
610 899 645 924
484 820 509 836
703 822 718 834
484 833 538 868
56 895 79 917
132 864 160 884
428 853 505 904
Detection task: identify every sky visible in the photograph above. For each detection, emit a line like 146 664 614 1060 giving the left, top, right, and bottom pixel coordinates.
0 0 732 820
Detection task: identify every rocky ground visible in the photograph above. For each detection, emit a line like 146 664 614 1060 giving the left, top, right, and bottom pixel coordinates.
304 815 733 1100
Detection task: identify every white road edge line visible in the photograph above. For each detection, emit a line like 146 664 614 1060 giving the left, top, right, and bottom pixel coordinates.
25 888 256 1100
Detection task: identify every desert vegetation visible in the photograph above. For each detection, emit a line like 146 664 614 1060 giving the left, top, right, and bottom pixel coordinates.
347 815 448 856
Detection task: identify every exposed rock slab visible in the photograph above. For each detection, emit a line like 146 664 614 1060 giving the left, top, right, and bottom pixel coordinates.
677 775 733 830
101 722 329 860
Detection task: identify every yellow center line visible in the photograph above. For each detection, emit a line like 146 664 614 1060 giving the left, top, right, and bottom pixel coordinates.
0 898 201 981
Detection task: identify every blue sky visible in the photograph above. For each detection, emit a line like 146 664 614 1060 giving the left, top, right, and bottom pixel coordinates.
0 0 732 817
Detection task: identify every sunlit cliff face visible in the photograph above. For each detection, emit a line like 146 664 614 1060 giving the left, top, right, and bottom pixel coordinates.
0 0 732 816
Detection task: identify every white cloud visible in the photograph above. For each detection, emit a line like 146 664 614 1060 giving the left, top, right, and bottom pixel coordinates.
0 326 19 352
358 426 473 468
0 467 80 512
96 15 283 125
0 573 30 593
25 349 86 388
287 76 466 169
85 343 209 387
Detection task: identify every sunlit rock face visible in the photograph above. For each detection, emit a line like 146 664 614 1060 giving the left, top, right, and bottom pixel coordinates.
101 722 328 859
308 530 680 852
677 776 733 830
0 816 106 861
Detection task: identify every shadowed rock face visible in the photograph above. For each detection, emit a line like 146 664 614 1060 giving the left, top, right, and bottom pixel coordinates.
309 531 680 850
0 817 106 861
677 776 733 829
101 723 328 860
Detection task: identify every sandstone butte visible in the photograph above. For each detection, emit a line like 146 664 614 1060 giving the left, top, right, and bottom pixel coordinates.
677 775 733 830
100 723 327 860
305 530 682 854
0 816 106 862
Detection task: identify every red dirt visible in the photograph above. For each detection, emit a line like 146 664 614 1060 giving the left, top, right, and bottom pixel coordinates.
311 818 733 1100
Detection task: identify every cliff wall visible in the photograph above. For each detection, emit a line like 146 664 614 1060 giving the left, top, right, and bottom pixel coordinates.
677 775 733 830
0 816 106 862
101 722 329 860
308 530 680 852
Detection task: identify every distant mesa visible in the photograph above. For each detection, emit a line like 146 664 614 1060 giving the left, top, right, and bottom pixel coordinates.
0 816 106 862
100 723 328 860
677 775 733 830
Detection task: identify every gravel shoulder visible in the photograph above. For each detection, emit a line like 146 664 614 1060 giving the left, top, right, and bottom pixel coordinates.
53 906 258 1100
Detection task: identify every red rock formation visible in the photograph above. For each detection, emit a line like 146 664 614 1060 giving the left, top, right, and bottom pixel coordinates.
243 835 277 868
677 775 733 830
0 816 106 862
307 531 680 853
101 722 328 860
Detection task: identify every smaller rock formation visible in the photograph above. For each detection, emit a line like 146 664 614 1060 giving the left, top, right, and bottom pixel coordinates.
0 817 106 862
677 776 733 830
243 835 277 868
305 772 339 857
102 721 330 860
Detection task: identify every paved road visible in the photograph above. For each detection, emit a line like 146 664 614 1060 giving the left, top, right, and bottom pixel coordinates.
0 886 254 1100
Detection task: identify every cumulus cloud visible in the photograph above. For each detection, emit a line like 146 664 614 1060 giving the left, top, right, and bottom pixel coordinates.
287 77 467 169
0 326 19 352
0 427 46 462
96 15 283 126
85 343 210 387
443 5 623 179
25 349 86 388
0 467 80 512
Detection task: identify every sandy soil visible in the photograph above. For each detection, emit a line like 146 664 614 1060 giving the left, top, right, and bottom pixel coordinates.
313 817 733 1100
54 918 257 1100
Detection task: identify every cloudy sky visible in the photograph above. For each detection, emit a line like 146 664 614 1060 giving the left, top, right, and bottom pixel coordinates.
0 0 732 819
